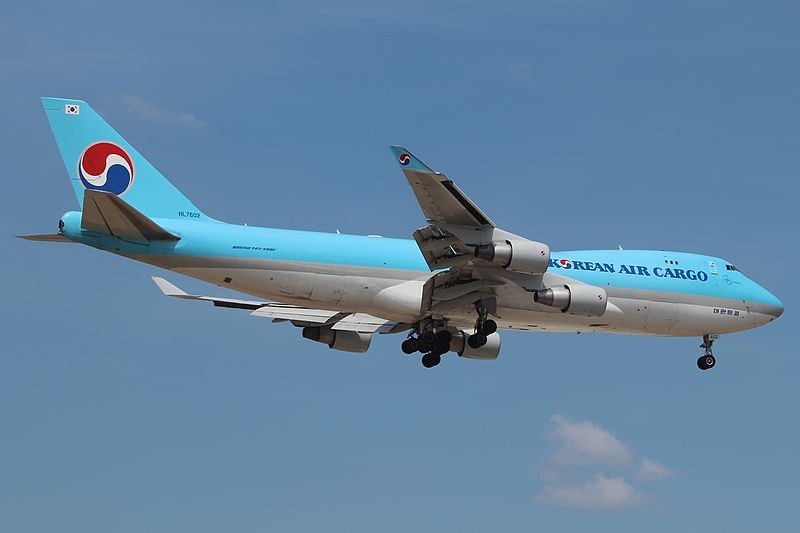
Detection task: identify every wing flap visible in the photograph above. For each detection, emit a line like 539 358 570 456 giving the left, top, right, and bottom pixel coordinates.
331 313 396 333
412 225 474 271
250 306 341 323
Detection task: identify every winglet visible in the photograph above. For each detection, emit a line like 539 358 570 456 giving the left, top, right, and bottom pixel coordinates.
389 146 436 172
152 276 189 297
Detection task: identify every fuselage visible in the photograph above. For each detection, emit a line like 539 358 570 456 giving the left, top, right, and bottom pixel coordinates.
59 211 783 337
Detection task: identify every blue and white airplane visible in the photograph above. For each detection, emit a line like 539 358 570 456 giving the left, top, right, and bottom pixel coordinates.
22 97 783 369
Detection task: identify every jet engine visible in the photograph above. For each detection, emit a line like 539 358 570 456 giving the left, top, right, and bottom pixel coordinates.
302 326 371 353
450 330 502 360
533 283 608 317
474 239 550 275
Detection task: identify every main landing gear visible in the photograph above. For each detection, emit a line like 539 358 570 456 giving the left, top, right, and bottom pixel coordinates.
697 334 717 370
401 304 499 368
402 329 453 368
468 302 497 349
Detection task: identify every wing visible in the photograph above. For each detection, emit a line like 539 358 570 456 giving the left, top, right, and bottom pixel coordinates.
151 277 396 333
389 145 534 273
389 146 484 272
389 146 552 321
389 146 494 228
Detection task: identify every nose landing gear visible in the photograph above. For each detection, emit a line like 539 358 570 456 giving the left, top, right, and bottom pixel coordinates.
697 334 717 370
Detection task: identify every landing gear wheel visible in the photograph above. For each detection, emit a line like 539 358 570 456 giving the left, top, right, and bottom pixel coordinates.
417 336 433 353
401 338 418 354
436 330 452 344
481 319 497 335
468 333 487 349
433 341 451 355
421 331 437 347
421 353 441 368
697 355 716 370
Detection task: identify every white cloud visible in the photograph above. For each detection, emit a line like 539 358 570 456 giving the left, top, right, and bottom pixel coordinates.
536 473 644 510
536 415 674 511
635 458 675 482
548 414 634 467
120 94 205 128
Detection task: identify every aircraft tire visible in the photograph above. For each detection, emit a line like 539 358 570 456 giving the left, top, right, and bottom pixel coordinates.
422 353 441 368
418 337 432 353
401 338 418 354
436 330 452 344
468 333 487 349
421 331 437 347
433 341 450 355
697 355 716 370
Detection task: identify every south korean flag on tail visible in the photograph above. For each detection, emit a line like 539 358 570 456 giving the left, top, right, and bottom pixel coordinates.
64 103 80 115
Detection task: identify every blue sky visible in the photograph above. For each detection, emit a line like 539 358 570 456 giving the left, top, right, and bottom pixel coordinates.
1 1 798 531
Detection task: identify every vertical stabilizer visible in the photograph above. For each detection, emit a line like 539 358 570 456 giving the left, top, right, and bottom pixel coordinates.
41 97 211 221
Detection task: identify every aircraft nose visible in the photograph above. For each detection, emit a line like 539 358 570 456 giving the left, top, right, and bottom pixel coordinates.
749 282 783 321
769 299 784 318
758 288 784 319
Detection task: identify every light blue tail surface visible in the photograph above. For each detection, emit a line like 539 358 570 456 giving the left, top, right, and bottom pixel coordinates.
41 97 210 221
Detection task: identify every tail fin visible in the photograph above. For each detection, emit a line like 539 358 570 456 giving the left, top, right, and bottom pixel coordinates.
41 97 211 221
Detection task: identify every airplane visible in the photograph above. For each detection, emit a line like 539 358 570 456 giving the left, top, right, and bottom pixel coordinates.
21 97 784 369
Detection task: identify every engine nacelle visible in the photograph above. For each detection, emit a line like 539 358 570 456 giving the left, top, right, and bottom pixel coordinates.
474 239 550 275
533 283 608 317
302 326 371 353
450 330 502 360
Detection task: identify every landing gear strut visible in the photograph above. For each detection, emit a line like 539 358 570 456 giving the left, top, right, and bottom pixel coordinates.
697 334 716 370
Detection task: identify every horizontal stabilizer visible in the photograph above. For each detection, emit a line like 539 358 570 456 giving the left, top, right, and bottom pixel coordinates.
17 233 74 242
82 190 180 241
